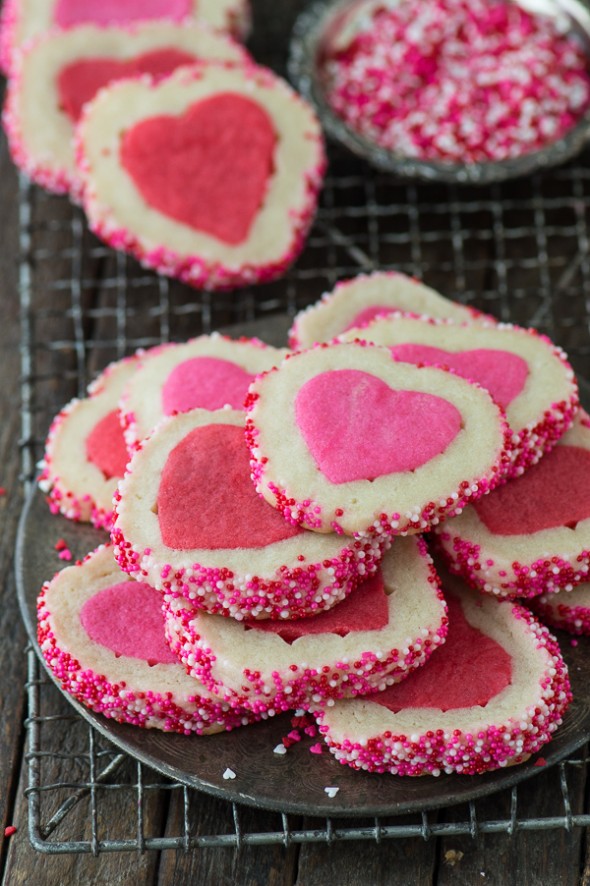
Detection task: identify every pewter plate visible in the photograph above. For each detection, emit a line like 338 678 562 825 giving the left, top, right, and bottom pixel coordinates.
15 316 590 818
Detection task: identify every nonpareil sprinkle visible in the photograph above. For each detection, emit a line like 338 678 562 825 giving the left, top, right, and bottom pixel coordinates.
323 0 590 163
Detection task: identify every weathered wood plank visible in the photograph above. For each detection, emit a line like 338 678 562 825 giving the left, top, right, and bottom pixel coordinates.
295 814 438 886
157 793 300 886
0 84 34 879
436 758 587 886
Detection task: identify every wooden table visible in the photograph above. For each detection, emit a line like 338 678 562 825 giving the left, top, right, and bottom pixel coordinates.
2 1 590 882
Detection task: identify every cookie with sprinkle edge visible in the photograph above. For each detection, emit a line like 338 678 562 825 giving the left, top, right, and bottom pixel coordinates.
434 410 590 599
289 270 490 350
38 544 261 734
313 571 571 776
245 341 512 538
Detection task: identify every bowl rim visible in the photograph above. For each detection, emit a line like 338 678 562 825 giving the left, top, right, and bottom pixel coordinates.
288 0 590 184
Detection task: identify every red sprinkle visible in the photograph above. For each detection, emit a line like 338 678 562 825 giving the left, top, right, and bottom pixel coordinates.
323 0 590 164
0 487 6 496
4 826 16 837
534 757 547 767
55 538 68 551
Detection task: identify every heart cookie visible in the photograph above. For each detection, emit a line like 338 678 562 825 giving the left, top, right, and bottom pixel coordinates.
245 341 512 537
434 410 590 599
339 313 579 477
314 570 571 776
76 63 325 290
37 544 260 734
112 409 385 621
3 22 249 196
121 332 288 449
288 270 490 349
39 354 137 531
0 0 250 75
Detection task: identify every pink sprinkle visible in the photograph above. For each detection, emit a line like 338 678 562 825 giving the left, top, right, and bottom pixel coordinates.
571 638 579 647
287 730 302 743
323 0 590 164
310 743 323 755
4 826 16 837
304 725 318 737
0 487 6 496
58 550 73 561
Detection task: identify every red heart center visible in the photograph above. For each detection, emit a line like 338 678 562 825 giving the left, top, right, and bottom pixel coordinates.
58 49 199 122
121 93 277 246
158 423 302 550
162 357 255 415
54 0 190 28
244 569 388 642
85 409 129 480
474 444 590 535
80 581 178 665
390 344 528 410
374 594 512 713
295 369 462 484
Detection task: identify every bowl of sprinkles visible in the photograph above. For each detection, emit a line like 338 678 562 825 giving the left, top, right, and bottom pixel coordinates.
289 0 590 183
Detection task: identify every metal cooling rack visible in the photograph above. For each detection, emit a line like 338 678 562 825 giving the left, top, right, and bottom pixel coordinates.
17 133 590 852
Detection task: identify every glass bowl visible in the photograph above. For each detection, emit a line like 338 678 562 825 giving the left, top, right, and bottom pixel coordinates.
288 0 590 184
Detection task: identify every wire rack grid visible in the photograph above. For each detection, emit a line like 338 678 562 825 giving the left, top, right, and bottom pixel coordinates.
15 88 590 853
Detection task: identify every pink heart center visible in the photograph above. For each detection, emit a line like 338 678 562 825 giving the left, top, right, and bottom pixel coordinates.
390 344 528 410
58 49 199 123
374 594 512 713
474 445 590 535
158 424 302 550
80 581 178 665
121 93 277 246
54 0 191 28
162 356 255 415
85 409 129 480
295 369 462 484
344 305 400 331
244 569 388 643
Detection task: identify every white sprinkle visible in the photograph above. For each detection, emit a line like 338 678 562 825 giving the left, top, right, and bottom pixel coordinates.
273 744 287 755
223 768 237 780
324 786 340 798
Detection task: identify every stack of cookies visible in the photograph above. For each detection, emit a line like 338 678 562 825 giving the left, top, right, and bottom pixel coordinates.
37 271 580 777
